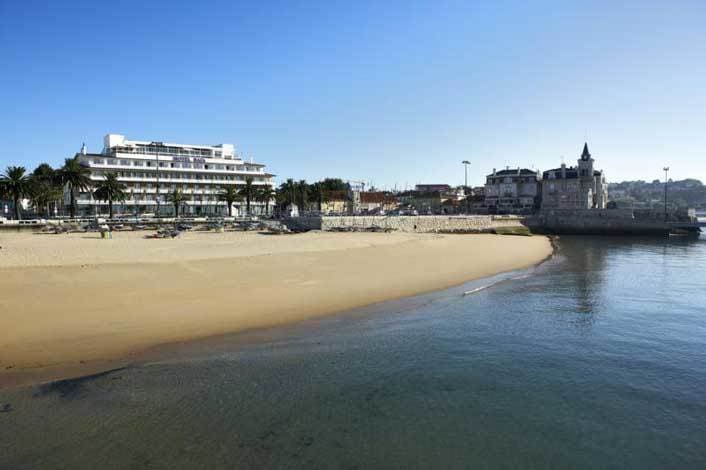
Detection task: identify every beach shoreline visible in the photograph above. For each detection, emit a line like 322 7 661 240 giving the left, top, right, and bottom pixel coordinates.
0 230 552 389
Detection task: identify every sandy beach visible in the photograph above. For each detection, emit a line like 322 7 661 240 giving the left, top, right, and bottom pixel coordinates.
0 230 551 388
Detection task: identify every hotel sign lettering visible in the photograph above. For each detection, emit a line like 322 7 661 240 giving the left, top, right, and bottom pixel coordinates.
173 156 207 164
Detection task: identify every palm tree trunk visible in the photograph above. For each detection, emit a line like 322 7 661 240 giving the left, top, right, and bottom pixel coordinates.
246 197 251 216
228 203 233 217
13 196 20 220
69 188 76 218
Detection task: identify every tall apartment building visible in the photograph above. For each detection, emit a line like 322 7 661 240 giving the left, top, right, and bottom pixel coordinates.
71 134 275 216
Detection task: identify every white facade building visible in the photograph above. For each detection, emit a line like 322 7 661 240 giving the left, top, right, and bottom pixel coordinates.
73 134 275 216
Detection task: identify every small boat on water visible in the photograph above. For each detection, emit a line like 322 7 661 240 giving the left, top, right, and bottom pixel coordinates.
668 228 698 237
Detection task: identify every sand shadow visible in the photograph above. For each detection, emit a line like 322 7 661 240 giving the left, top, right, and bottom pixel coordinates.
34 367 127 400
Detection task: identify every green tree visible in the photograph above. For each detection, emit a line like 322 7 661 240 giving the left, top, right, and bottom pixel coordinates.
1 166 31 220
93 172 127 219
29 163 62 218
308 182 326 212
295 179 309 212
277 179 298 208
239 176 257 216
318 178 350 192
166 189 187 218
218 185 242 217
256 186 276 216
58 156 92 218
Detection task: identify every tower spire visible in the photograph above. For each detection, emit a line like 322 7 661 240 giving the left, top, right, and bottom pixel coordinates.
581 142 591 161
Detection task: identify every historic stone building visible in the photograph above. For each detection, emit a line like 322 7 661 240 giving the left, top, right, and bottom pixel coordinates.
484 167 540 213
541 143 608 210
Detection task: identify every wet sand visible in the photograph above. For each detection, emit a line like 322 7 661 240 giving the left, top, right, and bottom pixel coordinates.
0 230 551 388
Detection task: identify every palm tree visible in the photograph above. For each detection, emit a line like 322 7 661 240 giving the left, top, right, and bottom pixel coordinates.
93 173 127 219
309 182 326 212
218 185 242 217
238 176 257 216
1 166 31 220
29 163 62 218
295 179 309 212
58 156 92 218
256 186 276 216
166 189 187 218
277 179 297 208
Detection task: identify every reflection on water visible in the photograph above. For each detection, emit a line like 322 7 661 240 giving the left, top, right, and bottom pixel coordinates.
1 235 706 469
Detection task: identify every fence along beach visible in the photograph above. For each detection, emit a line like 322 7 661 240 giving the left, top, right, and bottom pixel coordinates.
0 230 551 388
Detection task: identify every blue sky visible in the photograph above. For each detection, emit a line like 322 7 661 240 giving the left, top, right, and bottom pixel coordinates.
1 0 704 187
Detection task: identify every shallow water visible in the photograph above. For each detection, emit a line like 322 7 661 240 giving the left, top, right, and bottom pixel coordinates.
2 235 706 469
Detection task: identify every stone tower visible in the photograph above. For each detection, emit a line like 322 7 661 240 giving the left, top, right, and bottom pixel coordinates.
578 142 599 209
577 142 595 208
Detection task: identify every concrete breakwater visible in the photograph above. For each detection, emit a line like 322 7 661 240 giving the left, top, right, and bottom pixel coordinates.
526 209 703 235
283 215 525 233
284 210 703 235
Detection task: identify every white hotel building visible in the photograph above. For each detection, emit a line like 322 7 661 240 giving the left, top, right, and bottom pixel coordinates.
73 134 275 217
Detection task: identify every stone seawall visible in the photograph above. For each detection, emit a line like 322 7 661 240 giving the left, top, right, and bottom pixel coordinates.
526 209 699 235
284 215 525 233
283 209 702 235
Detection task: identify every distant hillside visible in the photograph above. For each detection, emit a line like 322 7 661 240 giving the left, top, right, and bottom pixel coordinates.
609 179 706 209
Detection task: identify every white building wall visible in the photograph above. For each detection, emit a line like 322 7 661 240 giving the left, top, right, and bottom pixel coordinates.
74 135 275 216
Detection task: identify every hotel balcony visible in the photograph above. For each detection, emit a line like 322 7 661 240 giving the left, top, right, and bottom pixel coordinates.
85 161 269 176
90 176 273 186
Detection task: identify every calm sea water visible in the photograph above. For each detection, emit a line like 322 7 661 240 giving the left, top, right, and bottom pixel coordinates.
2 235 706 469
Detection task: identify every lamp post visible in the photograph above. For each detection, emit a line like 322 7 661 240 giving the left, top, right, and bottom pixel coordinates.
462 160 471 188
662 166 669 221
462 160 471 214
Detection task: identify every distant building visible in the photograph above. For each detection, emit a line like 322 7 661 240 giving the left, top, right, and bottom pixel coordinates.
541 143 608 210
359 192 399 214
484 167 540 213
320 190 350 214
443 186 468 201
470 186 486 198
415 184 451 193
399 190 444 214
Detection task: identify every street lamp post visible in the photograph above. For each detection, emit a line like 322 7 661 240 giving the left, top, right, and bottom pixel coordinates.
461 160 471 214
462 160 471 188
663 167 670 221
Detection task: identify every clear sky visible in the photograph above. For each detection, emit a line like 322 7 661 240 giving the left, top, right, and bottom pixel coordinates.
1 0 704 188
